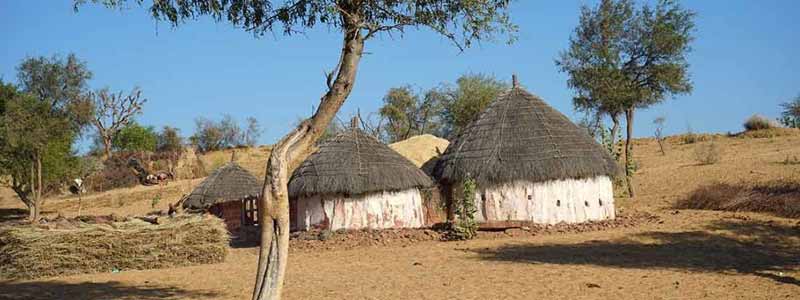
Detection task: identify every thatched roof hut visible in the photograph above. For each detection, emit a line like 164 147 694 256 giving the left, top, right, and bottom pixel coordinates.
434 77 618 225
184 162 261 209
289 128 432 198
288 126 433 231
434 81 617 187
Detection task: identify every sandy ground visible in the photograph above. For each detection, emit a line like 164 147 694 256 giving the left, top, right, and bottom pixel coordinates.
1 133 799 299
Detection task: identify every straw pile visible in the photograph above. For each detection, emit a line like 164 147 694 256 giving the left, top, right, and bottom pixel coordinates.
389 134 450 167
0 215 229 280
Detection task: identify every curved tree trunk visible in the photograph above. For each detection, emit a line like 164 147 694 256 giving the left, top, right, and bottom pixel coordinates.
252 18 365 300
624 108 636 198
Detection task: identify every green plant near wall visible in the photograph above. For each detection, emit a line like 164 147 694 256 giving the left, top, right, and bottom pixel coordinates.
446 175 478 240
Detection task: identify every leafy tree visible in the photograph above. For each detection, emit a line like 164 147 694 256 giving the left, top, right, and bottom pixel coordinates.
558 0 694 197
779 94 800 128
379 85 444 143
76 1 515 299
439 73 508 137
113 122 157 152
0 54 93 221
190 115 250 152
156 125 183 153
90 87 147 159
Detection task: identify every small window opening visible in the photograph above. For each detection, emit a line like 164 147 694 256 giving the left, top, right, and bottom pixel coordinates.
585 201 590 207
599 199 603 206
556 200 561 207
527 195 532 200
481 194 486 201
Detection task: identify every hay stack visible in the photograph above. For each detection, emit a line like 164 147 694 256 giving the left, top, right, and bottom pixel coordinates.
389 134 450 167
0 215 229 280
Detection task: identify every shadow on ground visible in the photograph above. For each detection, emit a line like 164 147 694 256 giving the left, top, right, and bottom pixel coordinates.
474 219 800 286
0 280 221 300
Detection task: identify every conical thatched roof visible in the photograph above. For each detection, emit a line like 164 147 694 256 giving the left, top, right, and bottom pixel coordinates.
288 128 433 198
183 162 261 209
434 85 618 187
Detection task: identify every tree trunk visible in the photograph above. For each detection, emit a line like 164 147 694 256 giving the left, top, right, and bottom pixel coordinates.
624 108 636 198
103 134 113 160
609 112 620 158
252 18 365 300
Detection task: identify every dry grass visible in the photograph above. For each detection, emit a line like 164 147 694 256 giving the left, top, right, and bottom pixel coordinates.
743 114 781 131
694 141 722 165
736 127 800 139
0 214 229 280
676 181 800 218
388 134 450 167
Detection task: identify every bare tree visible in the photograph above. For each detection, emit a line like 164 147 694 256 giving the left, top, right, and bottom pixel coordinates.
90 87 146 159
653 117 666 155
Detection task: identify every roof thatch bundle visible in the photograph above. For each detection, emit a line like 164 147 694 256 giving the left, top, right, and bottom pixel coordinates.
434 84 618 187
183 162 261 209
289 128 433 198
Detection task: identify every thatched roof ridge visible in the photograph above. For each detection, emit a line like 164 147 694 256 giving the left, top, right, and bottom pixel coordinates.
288 128 433 198
434 86 618 187
183 162 261 209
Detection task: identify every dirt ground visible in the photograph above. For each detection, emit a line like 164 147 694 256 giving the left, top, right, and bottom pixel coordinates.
1 133 799 299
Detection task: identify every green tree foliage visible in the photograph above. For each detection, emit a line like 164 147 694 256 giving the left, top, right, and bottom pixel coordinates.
440 73 508 136
378 73 507 142
0 54 93 221
779 94 800 128
379 85 445 143
156 125 183 153
112 122 157 152
557 0 695 197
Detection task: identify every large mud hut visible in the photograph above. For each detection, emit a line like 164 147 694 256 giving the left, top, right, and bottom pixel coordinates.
288 121 433 231
434 76 619 226
183 157 261 233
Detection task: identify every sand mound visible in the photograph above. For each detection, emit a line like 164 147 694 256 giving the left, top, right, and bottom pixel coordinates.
389 134 450 168
0 214 229 280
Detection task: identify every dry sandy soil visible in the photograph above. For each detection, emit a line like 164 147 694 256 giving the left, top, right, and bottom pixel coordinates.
1 133 799 299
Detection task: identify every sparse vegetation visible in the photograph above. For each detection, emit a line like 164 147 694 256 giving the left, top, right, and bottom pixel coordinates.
778 94 800 128
676 181 800 218
694 141 721 165
743 114 780 131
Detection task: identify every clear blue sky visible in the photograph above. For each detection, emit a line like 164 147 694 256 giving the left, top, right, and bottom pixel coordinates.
2 1 798 146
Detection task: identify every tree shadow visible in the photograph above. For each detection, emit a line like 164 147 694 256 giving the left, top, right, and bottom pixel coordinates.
0 280 222 300
473 220 800 286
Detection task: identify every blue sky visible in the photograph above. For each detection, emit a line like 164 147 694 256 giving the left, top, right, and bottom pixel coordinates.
2 1 798 146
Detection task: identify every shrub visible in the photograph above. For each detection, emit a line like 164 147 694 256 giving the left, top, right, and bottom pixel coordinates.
743 114 780 131
85 154 140 192
694 141 721 165
445 176 478 240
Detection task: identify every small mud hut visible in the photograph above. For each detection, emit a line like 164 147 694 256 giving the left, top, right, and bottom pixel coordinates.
183 154 261 233
434 76 618 226
288 120 433 231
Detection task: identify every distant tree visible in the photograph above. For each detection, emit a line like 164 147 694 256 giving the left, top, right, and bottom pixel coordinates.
440 73 508 137
113 122 157 152
190 115 250 152
244 117 263 147
558 0 695 197
89 87 146 159
653 116 666 155
219 114 243 147
77 1 516 298
779 94 800 128
379 86 444 143
0 54 93 221
156 126 183 153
